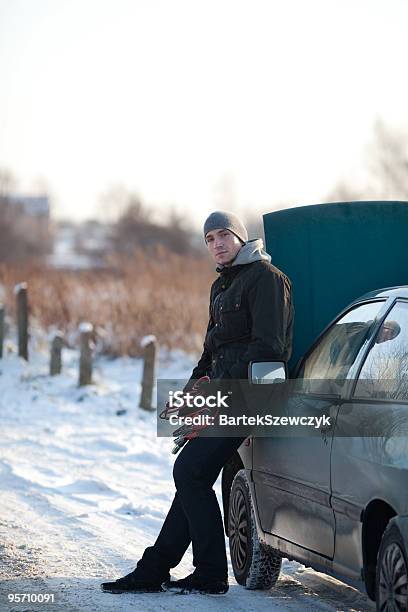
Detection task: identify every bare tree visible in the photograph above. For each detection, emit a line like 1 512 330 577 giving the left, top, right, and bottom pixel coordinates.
242 211 265 241
0 167 53 262
99 184 144 224
0 168 21 261
326 119 408 202
368 119 408 199
325 180 368 203
105 190 200 257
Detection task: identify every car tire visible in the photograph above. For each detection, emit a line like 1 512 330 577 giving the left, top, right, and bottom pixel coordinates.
376 521 408 611
229 469 282 589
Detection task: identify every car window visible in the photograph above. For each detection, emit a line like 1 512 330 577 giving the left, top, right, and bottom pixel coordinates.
354 301 408 401
296 301 384 395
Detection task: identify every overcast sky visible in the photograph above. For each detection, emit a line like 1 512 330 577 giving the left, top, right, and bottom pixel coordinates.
1 0 407 228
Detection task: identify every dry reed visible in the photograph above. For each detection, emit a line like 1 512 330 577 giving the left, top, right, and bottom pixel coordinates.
0 246 216 357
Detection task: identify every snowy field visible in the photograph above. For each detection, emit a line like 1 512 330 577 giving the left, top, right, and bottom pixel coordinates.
0 348 376 611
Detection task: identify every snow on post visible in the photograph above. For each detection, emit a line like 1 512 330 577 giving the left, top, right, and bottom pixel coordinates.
50 330 64 376
14 282 28 361
140 334 157 348
139 335 157 411
78 322 93 386
0 303 4 359
13 282 28 295
79 322 93 334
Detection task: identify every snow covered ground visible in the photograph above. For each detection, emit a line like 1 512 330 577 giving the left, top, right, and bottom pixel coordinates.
0 347 375 611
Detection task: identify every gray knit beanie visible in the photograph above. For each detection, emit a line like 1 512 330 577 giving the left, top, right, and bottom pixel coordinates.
203 210 248 244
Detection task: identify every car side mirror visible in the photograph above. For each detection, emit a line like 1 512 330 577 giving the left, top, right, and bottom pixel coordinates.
249 361 287 384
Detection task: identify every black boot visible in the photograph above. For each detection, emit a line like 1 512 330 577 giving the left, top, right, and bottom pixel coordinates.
101 568 169 593
162 572 229 594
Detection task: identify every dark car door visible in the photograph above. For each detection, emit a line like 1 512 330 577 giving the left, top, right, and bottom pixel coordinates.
253 300 386 558
331 299 408 574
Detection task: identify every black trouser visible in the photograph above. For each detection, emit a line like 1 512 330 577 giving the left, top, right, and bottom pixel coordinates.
135 435 247 582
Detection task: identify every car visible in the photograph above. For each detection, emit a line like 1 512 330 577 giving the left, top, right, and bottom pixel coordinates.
222 285 408 611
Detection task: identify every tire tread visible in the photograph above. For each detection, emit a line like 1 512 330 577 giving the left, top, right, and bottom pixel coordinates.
230 469 282 590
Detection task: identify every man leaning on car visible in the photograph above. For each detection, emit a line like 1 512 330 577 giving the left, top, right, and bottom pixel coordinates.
101 210 294 596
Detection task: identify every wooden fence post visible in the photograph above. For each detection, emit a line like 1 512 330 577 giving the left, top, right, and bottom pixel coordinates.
79 322 93 386
0 304 4 359
14 283 28 360
50 331 64 376
140 335 157 411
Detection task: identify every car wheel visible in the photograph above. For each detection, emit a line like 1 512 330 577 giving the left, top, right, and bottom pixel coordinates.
229 469 282 589
376 521 408 611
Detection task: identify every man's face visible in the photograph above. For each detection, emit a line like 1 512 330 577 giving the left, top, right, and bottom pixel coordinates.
376 320 401 344
205 228 243 266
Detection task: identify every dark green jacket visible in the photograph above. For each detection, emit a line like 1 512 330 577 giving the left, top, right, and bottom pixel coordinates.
184 239 294 390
